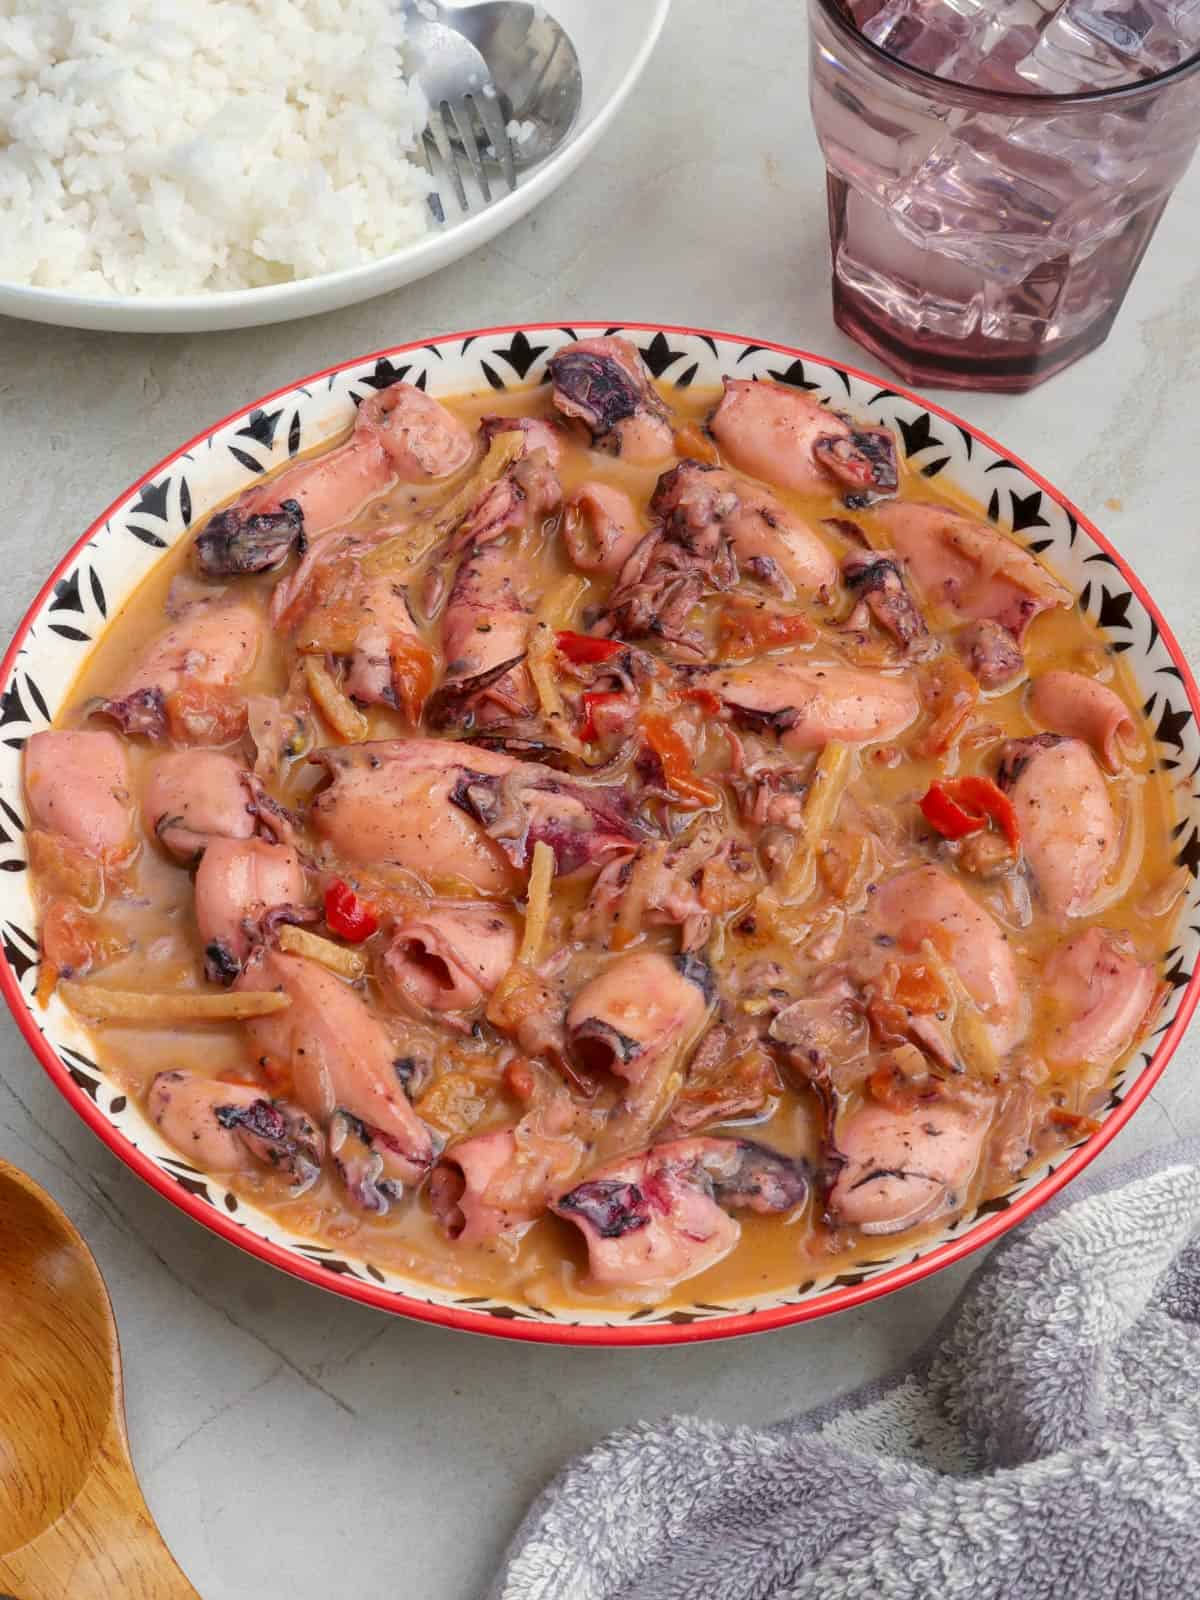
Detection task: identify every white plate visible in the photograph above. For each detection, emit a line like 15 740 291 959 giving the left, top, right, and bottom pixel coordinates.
0 0 670 335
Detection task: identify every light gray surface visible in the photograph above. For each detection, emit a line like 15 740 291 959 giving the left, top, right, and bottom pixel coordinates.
1 3 1198 1596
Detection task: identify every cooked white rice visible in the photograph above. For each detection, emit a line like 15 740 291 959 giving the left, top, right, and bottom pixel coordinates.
0 0 432 296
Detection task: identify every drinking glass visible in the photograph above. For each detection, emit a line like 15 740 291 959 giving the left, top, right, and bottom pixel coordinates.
808 0 1200 391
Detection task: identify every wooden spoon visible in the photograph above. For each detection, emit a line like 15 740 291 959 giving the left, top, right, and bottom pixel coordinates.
0 1160 198 1598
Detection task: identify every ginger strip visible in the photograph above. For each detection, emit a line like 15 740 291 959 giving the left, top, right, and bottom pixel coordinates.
775 742 855 901
277 924 366 981
918 940 999 1079
60 982 291 1024
486 843 556 1040
528 574 589 732
304 655 368 742
517 840 556 969
802 742 854 846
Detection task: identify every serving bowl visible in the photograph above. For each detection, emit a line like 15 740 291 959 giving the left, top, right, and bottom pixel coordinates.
0 0 670 335
3 321 1197 1344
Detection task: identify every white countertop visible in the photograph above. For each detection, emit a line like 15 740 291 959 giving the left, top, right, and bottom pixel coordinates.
2 3 1200 1595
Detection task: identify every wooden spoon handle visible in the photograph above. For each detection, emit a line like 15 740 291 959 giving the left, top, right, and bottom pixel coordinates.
0 1422 199 1599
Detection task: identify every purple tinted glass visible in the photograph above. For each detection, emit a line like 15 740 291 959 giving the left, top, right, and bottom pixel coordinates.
808 0 1200 390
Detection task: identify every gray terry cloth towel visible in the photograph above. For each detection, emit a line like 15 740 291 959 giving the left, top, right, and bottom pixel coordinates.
489 1139 1200 1600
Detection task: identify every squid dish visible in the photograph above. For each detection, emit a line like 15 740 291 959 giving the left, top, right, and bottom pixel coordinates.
26 339 1179 1307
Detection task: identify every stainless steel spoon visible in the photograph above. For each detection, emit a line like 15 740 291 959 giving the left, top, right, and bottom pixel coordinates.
443 2 584 171
404 1 582 219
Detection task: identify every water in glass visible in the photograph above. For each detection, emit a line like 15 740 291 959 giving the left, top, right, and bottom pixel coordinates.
809 0 1200 389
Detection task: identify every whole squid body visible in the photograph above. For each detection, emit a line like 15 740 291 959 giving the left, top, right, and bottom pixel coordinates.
93 596 262 741
25 730 134 859
997 734 1118 918
236 949 438 1187
309 740 645 892
196 382 475 565
708 378 899 498
554 1138 811 1291
430 541 536 728
380 901 518 1027
548 337 675 462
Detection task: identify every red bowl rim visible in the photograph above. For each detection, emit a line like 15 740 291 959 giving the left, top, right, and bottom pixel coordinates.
5 319 1197 1347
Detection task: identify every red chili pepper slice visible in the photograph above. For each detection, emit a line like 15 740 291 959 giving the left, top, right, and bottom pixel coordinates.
919 782 985 841
390 637 435 723
950 776 1020 849
919 776 1020 849
324 878 380 942
717 600 816 660
579 690 625 742
682 686 723 715
640 713 720 808
555 630 623 665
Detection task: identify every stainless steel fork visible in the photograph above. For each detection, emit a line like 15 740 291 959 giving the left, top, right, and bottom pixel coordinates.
403 2 517 221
